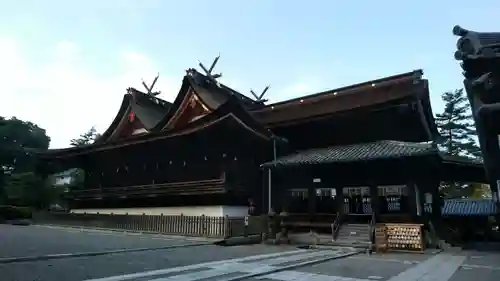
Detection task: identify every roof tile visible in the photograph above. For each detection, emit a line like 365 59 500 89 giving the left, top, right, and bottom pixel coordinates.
425 199 498 216
262 140 437 167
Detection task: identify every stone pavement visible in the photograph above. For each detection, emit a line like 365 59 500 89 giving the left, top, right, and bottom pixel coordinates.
82 247 358 281
80 249 500 281
0 224 210 260
2 224 500 281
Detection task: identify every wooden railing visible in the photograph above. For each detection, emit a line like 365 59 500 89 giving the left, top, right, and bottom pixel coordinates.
331 212 341 241
34 212 267 239
369 212 376 246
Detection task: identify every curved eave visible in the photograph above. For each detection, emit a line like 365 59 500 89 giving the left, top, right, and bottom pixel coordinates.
37 98 272 159
257 69 423 111
167 95 273 140
152 76 192 131
128 88 172 130
152 70 262 132
94 94 132 144
152 73 235 131
419 80 441 141
253 74 423 126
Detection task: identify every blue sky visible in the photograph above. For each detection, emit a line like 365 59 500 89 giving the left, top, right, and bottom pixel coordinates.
0 1 497 148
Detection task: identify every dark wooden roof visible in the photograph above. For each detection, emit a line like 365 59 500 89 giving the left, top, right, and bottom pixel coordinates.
145 69 261 132
41 68 444 162
130 88 172 128
261 140 437 168
95 89 172 144
251 70 427 124
95 95 132 144
88 69 439 145
37 87 273 159
441 154 484 166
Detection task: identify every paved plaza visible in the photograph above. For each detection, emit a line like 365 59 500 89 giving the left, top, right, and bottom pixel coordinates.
1 224 500 281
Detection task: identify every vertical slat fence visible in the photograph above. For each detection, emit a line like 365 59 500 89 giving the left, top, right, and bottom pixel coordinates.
33 212 267 238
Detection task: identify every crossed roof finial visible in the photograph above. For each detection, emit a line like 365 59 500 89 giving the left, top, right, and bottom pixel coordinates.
198 54 222 86
141 73 161 96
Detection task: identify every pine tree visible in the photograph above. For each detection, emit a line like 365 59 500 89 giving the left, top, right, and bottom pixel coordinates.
66 127 100 192
435 89 481 158
69 127 99 147
435 89 485 198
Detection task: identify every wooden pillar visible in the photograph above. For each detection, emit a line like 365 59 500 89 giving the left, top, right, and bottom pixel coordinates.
430 181 442 220
262 168 269 214
369 183 380 222
335 184 344 216
267 168 285 213
406 181 418 221
416 184 425 223
266 168 272 213
307 184 316 221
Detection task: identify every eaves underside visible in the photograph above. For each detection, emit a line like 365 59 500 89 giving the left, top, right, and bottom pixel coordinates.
256 69 423 112
253 77 424 126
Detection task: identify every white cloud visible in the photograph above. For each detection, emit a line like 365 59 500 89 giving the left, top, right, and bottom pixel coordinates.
0 36 177 149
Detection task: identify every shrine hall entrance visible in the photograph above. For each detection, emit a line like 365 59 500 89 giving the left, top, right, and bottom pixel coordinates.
286 188 337 214
343 187 371 215
284 185 410 217
343 186 409 215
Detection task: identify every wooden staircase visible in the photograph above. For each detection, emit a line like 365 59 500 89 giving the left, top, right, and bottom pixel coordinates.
333 223 372 248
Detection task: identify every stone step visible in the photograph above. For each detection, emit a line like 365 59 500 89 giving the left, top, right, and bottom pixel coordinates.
337 233 370 237
344 223 370 227
340 226 370 230
340 226 369 230
339 228 370 233
331 240 371 249
337 230 370 237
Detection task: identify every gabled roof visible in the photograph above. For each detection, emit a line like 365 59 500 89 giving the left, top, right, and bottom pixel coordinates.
96 89 172 144
152 69 262 131
262 70 423 110
157 90 273 141
251 70 436 128
37 88 273 159
94 69 258 143
47 67 444 158
130 88 172 128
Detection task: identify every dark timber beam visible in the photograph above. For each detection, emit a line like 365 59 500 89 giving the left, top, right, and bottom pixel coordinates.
454 25 500 204
335 184 344 216
406 181 418 221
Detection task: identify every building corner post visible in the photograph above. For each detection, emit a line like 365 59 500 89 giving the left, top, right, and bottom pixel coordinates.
267 167 272 213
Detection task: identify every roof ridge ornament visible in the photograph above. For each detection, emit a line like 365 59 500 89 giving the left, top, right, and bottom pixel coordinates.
198 54 222 87
141 73 161 96
453 25 500 60
250 86 270 103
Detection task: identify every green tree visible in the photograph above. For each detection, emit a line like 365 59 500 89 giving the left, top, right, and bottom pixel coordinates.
66 127 100 191
70 126 99 147
0 116 51 206
435 89 480 157
435 89 486 198
4 172 52 207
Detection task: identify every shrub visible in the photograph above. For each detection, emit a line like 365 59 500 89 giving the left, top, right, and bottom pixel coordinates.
0 205 33 220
